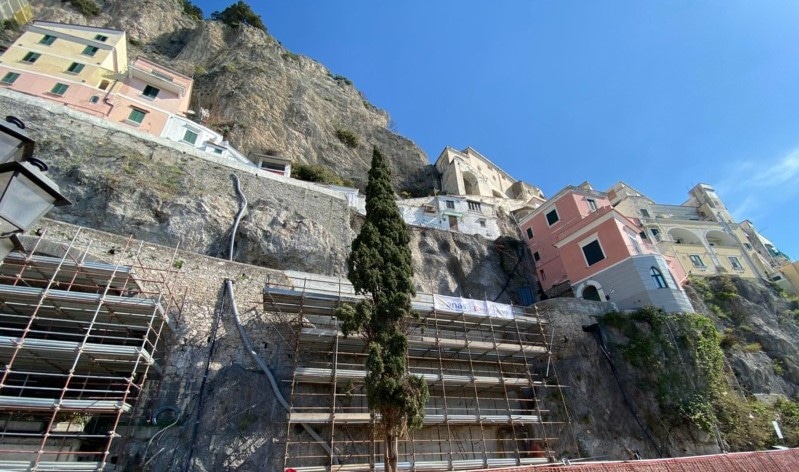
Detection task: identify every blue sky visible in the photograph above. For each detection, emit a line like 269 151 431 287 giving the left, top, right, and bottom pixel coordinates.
196 1 799 259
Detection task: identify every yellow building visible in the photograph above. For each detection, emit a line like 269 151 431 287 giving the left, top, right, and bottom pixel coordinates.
608 182 771 283
0 21 195 136
0 21 127 92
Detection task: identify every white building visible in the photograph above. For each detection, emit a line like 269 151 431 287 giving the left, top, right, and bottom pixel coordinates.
161 115 256 169
397 195 500 239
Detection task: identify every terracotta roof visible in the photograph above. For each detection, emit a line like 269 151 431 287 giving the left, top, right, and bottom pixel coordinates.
482 449 799 472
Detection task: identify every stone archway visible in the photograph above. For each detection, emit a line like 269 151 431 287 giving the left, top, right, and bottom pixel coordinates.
575 280 606 302
463 172 480 196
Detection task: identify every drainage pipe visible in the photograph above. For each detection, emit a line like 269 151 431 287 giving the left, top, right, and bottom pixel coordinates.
229 174 248 262
225 279 339 464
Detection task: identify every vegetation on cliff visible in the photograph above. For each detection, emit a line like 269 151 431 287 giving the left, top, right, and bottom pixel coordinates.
210 1 266 31
600 298 799 452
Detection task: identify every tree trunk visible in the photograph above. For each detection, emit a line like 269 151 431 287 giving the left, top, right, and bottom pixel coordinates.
385 430 398 472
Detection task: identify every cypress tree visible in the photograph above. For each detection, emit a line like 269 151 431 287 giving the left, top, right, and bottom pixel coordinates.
336 147 428 472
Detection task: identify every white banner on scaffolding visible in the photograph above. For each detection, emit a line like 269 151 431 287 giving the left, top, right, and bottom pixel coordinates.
433 295 513 319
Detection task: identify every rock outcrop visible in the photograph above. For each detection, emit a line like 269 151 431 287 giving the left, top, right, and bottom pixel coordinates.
28 0 437 193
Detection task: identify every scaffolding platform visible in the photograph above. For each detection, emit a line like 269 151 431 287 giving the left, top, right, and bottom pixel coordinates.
265 271 559 472
0 229 183 470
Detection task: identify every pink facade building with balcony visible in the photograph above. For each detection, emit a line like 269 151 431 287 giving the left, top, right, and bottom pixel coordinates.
0 22 193 136
519 184 693 313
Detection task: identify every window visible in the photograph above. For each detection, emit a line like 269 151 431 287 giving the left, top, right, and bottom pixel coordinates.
127 107 146 124
142 85 160 99
540 270 546 281
729 256 743 270
94 34 109 42
40 34 57 45
82 45 99 56
651 228 661 241
581 239 605 266
627 233 641 254
639 231 648 240
546 208 560 226
526 227 533 239
478 220 486 228
66 62 84 74
743 242 753 250
89 95 100 104
183 129 199 144
689 255 705 268
22 52 41 63
445 200 455 209
1 72 20 84
651 267 668 288
587 199 598 211
467 200 481 212
640 208 650 218
50 83 69 96
533 251 540 261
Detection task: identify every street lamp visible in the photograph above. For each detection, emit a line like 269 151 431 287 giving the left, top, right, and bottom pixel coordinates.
0 116 70 259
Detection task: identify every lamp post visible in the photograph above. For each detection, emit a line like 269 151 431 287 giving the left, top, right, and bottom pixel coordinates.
0 116 70 259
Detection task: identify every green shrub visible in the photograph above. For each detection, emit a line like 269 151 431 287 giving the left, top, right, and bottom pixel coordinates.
67 0 101 17
181 0 203 20
335 128 359 148
742 342 762 353
333 74 352 86
716 276 738 300
282 51 300 62
291 163 350 186
211 1 266 32
1 18 20 32
128 38 143 47
599 309 725 433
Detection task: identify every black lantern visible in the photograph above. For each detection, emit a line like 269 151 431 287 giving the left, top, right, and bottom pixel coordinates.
0 117 70 257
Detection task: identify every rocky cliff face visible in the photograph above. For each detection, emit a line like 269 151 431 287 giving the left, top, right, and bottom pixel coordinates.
9 92 530 302
544 276 799 461
10 2 799 470
29 0 437 193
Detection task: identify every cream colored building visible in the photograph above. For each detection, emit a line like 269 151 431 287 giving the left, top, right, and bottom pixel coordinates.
434 146 545 220
777 262 799 295
608 182 776 283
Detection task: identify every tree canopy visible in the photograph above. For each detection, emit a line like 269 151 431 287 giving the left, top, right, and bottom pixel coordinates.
336 147 428 472
181 0 203 21
210 1 266 32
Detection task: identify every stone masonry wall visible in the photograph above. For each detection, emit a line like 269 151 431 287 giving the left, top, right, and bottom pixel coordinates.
27 218 294 471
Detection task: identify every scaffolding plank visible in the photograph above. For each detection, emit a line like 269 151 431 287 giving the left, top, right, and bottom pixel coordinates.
289 412 540 425
299 327 547 356
287 457 551 472
0 461 106 472
0 396 133 412
0 335 156 373
295 367 540 388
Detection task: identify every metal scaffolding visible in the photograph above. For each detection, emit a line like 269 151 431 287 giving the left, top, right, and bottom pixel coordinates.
0 229 183 471
265 271 560 472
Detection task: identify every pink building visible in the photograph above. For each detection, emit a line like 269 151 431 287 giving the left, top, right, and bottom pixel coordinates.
0 22 192 136
518 184 693 313
109 56 194 134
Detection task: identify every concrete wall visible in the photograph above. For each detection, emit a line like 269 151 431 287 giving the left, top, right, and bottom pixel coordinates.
25 218 292 470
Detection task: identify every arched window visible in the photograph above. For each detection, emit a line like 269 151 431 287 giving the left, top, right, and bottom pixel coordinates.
651 267 668 288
